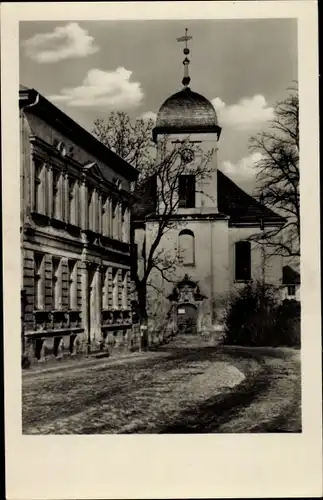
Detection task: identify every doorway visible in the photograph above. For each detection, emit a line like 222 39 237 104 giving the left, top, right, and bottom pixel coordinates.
176 303 198 334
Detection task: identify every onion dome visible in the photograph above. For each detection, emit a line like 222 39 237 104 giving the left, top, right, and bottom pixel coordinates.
153 87 221 141
152 28 221 141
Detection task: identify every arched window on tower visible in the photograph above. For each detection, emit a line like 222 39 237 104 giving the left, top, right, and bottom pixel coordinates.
178 229 195 266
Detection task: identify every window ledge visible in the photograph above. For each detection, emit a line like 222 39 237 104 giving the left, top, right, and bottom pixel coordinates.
234 279 252 284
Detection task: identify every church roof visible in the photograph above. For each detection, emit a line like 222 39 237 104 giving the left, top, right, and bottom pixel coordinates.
132 170 285 226
153 87 221 141
282 265 300 285
217 170 284 225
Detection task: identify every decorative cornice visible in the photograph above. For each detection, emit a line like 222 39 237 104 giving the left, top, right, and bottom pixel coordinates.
20 87 139 181
143 212 230 222
153 124 221 143
228 218 285 228
25 214 131 257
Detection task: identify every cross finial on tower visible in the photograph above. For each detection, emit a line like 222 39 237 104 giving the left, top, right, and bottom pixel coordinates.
176 28 192 87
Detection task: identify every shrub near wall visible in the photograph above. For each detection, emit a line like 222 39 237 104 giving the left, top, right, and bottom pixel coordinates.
275 299 301 347
223 282 301 347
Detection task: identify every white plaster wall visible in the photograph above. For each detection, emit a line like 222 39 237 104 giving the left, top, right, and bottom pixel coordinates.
228 226 283 290
144 217 230 325
281 284 301 301
156 132 219 213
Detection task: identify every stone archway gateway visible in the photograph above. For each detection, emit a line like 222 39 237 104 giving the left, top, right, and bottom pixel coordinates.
177 303 198 334
168 274 206 335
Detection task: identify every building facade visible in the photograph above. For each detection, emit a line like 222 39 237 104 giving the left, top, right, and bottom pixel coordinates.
281 265 301 301
20 86 138 363
134 40 285 336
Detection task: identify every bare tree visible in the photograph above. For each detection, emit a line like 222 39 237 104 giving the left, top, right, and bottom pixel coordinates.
133 138 215 322
93 112 155 175
249 84 300 257
93 114 215 322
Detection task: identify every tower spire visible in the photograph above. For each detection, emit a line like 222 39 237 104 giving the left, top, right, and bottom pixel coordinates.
176 28 192 88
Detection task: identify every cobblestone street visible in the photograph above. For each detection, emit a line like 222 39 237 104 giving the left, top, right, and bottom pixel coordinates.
22 337 301 434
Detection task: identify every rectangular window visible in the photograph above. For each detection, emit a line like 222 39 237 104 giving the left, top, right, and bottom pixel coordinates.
64 175 69 224
101 196 107 236
112 202 117 239
287 285 296 296
68 260 77 310
69 179 75 225
122 207 130 243
34 160 45 214
122 271 128 309
53 171 60 219
69 179 79 226
235 241 251 281
34 253 45 310
178 175 196 208
88 189 95 231
52 257 61 309
112 268 118 309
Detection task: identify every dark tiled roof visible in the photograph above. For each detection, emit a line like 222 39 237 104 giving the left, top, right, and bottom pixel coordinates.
217 169 284 224
153 87 221 141
282 265 300 285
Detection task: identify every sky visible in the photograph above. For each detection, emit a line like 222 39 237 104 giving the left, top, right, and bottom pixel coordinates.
19 19 298 194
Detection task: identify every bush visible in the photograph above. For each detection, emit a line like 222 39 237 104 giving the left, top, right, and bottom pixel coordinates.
21 354 31 369
223 281 300 347
275 299 301 347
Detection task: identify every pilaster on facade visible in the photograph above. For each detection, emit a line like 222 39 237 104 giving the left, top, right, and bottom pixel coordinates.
96 265 103 342
81 259 90 349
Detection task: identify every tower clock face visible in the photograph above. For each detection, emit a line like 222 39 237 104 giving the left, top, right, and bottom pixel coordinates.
181 148 195 164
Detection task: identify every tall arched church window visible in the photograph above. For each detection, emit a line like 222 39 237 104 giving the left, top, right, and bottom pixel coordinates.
235 241 251 281
178 229 195 266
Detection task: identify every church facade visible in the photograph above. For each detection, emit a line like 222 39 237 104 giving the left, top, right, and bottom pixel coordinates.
134 37 285 336
20 86 138 363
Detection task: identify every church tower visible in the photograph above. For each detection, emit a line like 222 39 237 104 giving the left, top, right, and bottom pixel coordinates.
145 29 231 334
153 29 222 212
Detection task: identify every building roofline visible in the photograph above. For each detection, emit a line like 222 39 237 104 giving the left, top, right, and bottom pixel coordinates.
282 265 301 285
152 124 222 142
19 86 139 182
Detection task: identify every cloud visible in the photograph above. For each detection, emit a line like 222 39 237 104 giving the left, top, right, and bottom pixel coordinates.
140 111 157 122
48 67 144 109
219 152 263 193
212 95 274 130
23 22 99 63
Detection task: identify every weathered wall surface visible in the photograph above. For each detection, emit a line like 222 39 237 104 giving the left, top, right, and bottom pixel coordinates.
21 107 135 365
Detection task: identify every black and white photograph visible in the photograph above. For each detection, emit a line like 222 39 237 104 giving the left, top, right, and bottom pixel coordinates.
2 1 321 499
19 16 302 435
